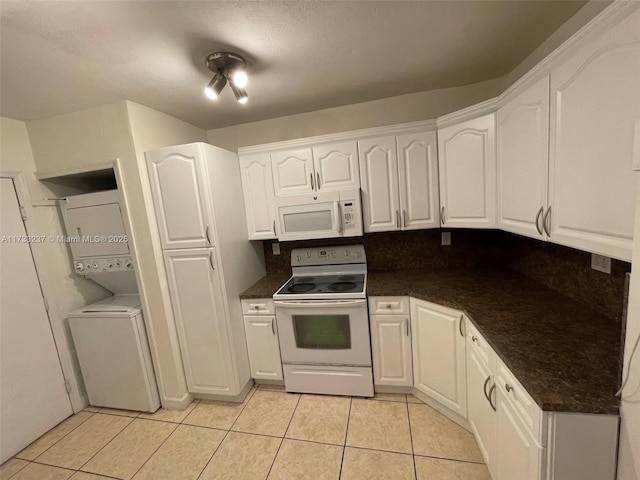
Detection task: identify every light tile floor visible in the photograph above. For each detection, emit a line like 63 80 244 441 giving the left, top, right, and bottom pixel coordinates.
1 386 491 480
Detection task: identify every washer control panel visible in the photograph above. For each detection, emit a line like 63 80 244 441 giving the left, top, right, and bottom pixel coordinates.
75 257 134 274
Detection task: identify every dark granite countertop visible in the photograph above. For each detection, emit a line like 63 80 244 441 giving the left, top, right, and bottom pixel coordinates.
241 268 621 415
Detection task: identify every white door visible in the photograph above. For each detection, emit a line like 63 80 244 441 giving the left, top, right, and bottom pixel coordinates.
163 248 235 395
239 153 277 240
271 148 314 195
244 315 283 381
497 76 549 240
438 113 496 228
397 131 440 230
548 10 640 261
370 314 413 386
467 347 496 475
411 298 467 417
146 144 213 250
358 136 400 232
0 178 72 463
496 386 543 480
312 141 360 191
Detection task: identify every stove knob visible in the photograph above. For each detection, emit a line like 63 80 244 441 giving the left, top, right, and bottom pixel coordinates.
125 260 132 269
295 255 301 262
76 262 85 272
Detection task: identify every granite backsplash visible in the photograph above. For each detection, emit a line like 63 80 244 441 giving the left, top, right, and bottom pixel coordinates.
262 229 630 322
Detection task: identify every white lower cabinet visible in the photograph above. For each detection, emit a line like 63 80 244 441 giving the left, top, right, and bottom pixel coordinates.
495 383 544 480
241 299 283 381
410 298 467 417
370 314 413 386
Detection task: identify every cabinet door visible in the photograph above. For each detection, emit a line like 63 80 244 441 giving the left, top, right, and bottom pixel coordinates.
370 314 413 386
496 386 543 480
548 11 640 261
437 114 496 228
467 347 496 476
163 248 234 395
313 141 360 191
244 315 283 381
358 136 400 232
397 131 440 230
271 148 314 195
239 153 277 240
146 144 213 249
497 76 549 240
411 299 467 417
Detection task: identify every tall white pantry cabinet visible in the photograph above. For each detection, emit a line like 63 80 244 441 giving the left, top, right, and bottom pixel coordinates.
146 142 265 399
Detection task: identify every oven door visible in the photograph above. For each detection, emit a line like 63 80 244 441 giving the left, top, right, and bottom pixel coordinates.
274 299 371 367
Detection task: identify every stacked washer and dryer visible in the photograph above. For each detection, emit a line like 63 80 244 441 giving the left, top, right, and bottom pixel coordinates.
63 190 160 413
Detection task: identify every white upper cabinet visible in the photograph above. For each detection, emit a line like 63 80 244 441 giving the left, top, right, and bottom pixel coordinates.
146 144 213 250
359 131 439 233
239 153 277 240
271 148 314 195
359 136 400 232
312 141 360 191
397 131 440 230
548 11 640 262
411 298 467 418
438 113 496 228
497 77 550 240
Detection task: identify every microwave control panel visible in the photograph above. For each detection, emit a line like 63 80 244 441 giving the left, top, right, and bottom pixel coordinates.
341 201 357 231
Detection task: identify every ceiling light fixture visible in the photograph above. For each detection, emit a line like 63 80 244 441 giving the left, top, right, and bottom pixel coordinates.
205 52 249 104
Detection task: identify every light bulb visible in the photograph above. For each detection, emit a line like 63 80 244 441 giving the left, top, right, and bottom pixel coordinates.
204 87 218 99
205 73 226 100
231 70 248 88
238 96 248 104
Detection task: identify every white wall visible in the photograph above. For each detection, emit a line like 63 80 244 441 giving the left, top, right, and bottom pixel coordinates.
0 117 111 408
206 78 505 150
618 174 640 479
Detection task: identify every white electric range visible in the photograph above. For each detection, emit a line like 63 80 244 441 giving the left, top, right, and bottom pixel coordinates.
273 245 373 397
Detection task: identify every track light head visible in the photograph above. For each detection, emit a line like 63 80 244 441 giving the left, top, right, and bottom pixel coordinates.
205 52 249 104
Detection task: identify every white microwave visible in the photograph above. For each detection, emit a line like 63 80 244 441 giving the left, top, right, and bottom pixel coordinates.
275 188 363 241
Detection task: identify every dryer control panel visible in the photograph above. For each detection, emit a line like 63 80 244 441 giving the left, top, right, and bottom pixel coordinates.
75 256 134 275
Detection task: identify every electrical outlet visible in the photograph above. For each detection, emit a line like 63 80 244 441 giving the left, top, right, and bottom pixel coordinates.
272 242 280 255
591 253 611 274
441 232 451 246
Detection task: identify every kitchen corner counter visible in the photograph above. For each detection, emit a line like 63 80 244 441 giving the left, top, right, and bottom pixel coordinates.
367 269 622 415
240 273 290 298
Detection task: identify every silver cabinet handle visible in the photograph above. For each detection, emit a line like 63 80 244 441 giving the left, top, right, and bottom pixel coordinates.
505 383 513 393
402 209 407 228
386 303 392 309
209 251 215 271
440 206 445 225
254 305 260 310
205 225 212 246
76 227 83 238
542 206 551 237
488 384 497 411
271 318 275 335
316 172 321 190
405 318 409 337
310 173 315 190
483 375 491 401
458 315 464 337
472 335 478 343
396 210 400 228
273 220 276 235
535 206 544 236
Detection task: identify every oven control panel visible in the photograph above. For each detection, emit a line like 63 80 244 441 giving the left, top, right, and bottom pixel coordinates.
291 244 366 266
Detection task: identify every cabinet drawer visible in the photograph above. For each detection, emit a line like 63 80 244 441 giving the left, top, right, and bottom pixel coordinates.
368 296 409 315
241 299 275 315
496 359 546 445
466 320 496 372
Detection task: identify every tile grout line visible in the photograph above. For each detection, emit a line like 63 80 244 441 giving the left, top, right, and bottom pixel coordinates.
4 458 31 480
16 411 96 463
406 402 418 480
413 452 487 465
338 396 353 479
194 388 260 480
264 392 302 479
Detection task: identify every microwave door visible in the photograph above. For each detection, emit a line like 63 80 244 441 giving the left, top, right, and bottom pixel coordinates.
278 201 340 241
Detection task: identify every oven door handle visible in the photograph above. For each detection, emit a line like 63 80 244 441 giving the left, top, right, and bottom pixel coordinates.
274 300 367 308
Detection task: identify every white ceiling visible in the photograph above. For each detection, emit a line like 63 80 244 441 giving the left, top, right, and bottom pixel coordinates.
0 0 588 130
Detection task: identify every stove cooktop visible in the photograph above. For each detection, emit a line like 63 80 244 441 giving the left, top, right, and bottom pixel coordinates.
278 273 366 296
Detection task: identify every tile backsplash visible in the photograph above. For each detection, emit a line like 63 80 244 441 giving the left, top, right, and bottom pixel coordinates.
263 229 630 321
